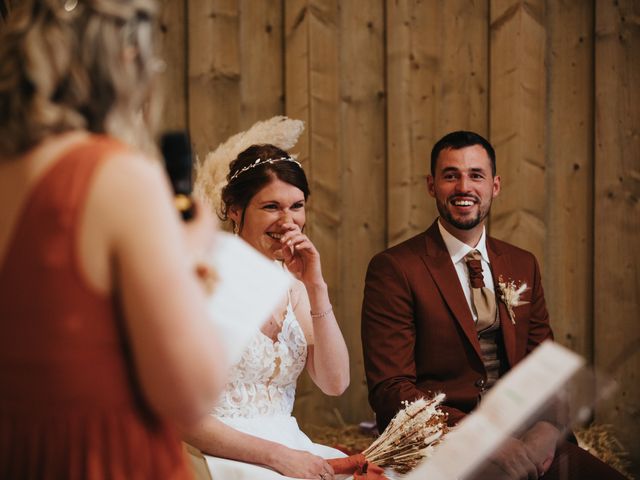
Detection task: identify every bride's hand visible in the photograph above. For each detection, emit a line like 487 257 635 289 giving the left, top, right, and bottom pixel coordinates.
269 445 334 479
279 223 323 287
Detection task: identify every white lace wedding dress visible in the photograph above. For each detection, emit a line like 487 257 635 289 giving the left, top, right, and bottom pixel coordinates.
204 298 347 479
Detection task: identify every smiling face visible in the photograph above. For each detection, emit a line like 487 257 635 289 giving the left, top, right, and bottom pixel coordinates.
427 144 500 244
229 177 306 260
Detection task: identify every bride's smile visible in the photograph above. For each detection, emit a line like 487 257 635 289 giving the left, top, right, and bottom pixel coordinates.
229 177 306 261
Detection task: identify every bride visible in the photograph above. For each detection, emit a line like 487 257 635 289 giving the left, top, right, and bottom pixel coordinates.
185 119 350 480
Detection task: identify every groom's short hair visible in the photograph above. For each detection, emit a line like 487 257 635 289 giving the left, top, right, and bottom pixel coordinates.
430 131 496 176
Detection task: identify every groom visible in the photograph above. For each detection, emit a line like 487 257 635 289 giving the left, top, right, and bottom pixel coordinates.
361 131 625 479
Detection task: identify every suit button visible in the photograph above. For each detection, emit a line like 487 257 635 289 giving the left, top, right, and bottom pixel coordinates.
475 378 486 388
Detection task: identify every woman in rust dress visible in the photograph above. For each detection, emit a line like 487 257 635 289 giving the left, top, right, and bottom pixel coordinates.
0 1 226 478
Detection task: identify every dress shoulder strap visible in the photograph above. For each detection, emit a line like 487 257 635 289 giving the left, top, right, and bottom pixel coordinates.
0 135 130 283
27 135 130 220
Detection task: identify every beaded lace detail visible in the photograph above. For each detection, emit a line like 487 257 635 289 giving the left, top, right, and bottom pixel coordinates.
212 302 307 418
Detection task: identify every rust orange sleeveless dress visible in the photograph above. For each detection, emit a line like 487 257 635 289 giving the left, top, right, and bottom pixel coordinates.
0 136 192 479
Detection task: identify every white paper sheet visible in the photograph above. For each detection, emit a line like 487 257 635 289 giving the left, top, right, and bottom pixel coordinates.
204 232 292 366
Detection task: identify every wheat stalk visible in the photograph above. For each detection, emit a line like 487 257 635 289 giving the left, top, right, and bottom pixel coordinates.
362 394 448 474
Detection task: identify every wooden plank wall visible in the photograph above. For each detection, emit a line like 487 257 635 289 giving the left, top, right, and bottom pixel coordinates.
489 0 547 266
545 0 594 368
283 0 387 426
594 0 640 469
158 0 639 472
185 0 284 160
158 0 188 131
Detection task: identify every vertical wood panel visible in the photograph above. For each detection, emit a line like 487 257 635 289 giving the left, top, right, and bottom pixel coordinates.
545 2 594 360
284 0 310 162
188 0 240 160
336 0 386 425
284 0 314 423
386 0 417 245
288 0 386 428
188 0 282 161
594 0 640 472
489 0 547 268
239 0 284 126
386 0 435 246
386 0 489 247
289 0 342 426
157 0 188 132
302 0 342 426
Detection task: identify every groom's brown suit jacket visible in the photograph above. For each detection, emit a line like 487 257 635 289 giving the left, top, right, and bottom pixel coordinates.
362 220 553 431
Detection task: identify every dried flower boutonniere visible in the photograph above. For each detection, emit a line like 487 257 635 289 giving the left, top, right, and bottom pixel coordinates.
497 276 529 325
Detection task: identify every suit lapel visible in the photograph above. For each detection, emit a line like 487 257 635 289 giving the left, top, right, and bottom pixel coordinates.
421 222 483 361
487 238 517 367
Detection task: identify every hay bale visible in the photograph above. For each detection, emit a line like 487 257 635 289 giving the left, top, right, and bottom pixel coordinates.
575 423 634 479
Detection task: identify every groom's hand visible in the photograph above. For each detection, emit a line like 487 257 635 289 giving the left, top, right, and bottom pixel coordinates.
520 421 559 476
477 436 539 479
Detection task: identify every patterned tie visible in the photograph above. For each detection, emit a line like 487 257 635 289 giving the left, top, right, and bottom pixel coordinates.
465 250 497 332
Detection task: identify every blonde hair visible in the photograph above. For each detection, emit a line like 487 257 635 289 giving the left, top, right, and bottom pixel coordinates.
0 0 160 157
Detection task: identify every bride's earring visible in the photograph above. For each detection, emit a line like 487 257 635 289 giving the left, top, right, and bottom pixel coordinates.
233 222 239 235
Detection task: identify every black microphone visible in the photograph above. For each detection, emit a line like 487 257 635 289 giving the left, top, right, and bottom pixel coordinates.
161 131 195 221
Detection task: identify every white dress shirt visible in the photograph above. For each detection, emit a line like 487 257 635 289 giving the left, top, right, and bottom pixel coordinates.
437 220 495 323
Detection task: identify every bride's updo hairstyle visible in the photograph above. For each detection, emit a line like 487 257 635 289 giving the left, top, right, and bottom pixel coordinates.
221 144 310 233
0 0 159 157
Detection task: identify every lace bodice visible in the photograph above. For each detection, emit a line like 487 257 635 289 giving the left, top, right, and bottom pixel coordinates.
212 301 307 418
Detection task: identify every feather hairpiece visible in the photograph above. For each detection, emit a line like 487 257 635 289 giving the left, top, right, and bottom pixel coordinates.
194 116 305 217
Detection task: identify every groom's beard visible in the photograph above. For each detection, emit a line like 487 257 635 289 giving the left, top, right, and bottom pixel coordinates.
435 196 491 231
